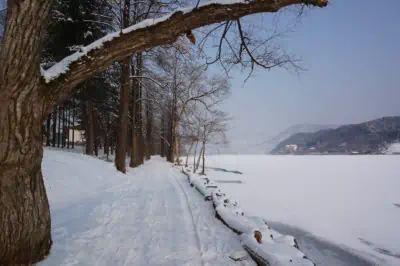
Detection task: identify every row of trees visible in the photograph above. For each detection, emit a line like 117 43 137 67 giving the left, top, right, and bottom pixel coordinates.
41 0 232 172
0 0 328 264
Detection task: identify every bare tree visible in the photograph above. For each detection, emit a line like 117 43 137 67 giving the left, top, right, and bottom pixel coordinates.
152 44 230 163
197 110 230 175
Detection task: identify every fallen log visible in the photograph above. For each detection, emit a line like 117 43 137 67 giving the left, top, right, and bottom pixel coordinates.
180 166 316 266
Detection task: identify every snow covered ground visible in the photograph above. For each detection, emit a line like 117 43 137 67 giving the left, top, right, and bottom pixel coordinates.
39 148 255 266
204 155 400 266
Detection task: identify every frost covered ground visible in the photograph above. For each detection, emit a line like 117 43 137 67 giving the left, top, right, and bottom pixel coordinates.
39 148 255 266
205 155 400 266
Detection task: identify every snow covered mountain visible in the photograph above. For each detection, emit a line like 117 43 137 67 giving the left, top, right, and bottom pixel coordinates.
272 117 400 154
263 124 335 153
206 124 333 155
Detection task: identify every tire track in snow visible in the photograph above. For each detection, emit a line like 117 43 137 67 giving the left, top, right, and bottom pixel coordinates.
168 167 206 266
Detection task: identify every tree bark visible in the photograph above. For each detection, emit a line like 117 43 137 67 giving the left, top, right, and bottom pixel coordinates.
72 97 75 149
146 101 153 159
62 104 66 148
115 0 131 173
0 1 53 264
137 53 145 165
57 105 61 147
52 106 57 147
93 108 99 157
46 114 51 146
167 94 179 163
196 145 203 172
66 103 70 149
201 141 206 175
129 59 139 168
193 140 199 172
185 141 194 167
160 114 165 157
104 113 110 159
85 99 94 155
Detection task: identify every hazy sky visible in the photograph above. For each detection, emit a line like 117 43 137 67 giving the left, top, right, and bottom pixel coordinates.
221 0 400 141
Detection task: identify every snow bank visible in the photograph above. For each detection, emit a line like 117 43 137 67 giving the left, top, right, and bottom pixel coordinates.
182 166 316 266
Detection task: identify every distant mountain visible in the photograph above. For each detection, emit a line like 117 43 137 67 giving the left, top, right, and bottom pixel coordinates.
264 124 334 153
205 124 333 155
271 117 400 155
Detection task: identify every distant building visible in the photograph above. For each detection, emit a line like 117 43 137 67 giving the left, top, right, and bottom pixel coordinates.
285 144 298 153
69 129 85 144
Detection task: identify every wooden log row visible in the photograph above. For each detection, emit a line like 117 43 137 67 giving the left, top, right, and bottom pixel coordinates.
180 167 315 266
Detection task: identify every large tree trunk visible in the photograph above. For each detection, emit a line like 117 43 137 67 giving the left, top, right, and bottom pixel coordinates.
85 99 94 155
146 101 153 160
167 96 179 163
185 141 194 167
193 140 199 173
57 105 61 147
196 145 203 172
115 0 131 173
93 109 99 157
0 1 53 264
45 114 51 146
137 53 145 165
104 113 110 159
62 104 66 148
0 110 52 264
160 115 165 158
66 103 70 149
115 57 130 172
201 141 206 175
130 57 139 168
71 97 75 149
52 106 57 147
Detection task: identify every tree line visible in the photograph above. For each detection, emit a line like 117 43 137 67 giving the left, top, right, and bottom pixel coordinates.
40 0 231 173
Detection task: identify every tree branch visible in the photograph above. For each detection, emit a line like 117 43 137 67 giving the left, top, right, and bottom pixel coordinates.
40 0 328 106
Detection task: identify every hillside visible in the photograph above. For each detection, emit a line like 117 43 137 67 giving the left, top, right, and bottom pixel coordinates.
271 117 400 154
208 124 333 155
264 124 334 153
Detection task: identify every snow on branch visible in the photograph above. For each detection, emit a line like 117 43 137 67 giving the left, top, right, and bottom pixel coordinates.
40 0 328 103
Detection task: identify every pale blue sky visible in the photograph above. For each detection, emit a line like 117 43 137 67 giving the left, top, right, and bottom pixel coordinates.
222 0 400 140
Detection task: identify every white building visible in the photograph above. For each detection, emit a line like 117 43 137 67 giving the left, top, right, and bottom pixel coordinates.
69 129 85 144
285 144 298 152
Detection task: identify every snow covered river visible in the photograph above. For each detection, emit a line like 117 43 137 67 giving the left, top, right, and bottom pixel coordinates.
205 155 400 266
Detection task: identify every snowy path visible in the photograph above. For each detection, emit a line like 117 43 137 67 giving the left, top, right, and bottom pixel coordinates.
40 150 254 266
